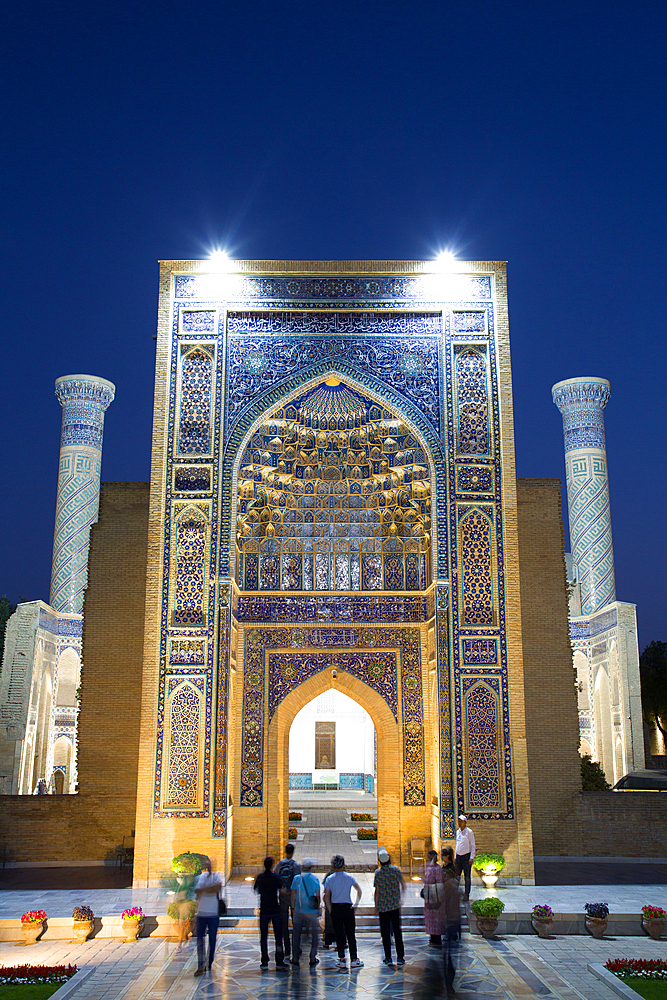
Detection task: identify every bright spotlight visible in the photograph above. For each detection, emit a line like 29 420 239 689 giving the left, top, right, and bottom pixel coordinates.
208 249 232 271
434 250 458 272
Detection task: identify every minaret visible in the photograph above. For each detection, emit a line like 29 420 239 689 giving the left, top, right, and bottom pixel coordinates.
50 375 115 613
552 377 615 615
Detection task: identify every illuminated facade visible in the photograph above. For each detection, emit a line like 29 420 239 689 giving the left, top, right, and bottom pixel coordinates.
553 377 644 782
133 259 537 884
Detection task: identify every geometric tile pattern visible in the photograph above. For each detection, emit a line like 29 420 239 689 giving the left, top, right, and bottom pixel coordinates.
237 624 424 808
50 376 114 613
463 678 502 811
459 508 495 626
164 678 203 809
156 269 518 833
553 378 616 614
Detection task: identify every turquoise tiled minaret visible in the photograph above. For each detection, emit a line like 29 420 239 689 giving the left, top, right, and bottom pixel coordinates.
50 375 115 613
552 376 615 615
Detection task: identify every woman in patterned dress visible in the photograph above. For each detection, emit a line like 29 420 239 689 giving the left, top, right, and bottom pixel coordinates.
422 850 446 947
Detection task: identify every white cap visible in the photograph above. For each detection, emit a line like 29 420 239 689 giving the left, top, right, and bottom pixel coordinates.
377 847 390 863
458 814 467 821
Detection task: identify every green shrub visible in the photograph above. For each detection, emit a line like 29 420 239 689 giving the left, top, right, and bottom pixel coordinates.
357 828 377 840
473 853 506 874
288 828 298 840
167 899 196 921
288 811 302 821
350 813 375 821
581 754 610 790
171 852 208 876
471 897 505 917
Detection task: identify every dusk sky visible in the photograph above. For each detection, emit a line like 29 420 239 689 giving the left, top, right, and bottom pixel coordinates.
1 1 665 649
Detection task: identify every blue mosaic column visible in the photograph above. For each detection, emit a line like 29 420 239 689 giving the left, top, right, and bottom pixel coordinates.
50 375 115 613
552 377 615 615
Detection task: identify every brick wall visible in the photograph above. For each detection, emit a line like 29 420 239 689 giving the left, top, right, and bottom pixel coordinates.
576 792 667 855
516 479 583 856
0 483 149 862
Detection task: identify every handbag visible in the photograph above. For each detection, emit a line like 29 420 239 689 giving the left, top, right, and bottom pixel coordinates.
424 882 443 910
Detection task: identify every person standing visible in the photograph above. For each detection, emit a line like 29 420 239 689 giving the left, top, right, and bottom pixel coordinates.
290 857 321 967
440 846 456 876
442 869 462 998
193 860 223 976
323 855 364 970
275 843 301 960
423 849 446 948
454 814 475 900
373 847 405 966
253 857 289 971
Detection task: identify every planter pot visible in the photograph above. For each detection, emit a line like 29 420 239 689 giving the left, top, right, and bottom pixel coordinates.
531 918 553 939
585 917 607 939
481 874 498 888
20 921 43 946
642 918 664 940
122 919 144 942
475 916 499 938
73 919 94 943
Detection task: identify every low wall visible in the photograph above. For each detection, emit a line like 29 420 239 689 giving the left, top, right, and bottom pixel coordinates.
575 792 667 856
0 794 136 864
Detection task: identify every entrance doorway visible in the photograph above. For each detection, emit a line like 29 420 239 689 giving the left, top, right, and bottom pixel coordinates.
288 690 378 868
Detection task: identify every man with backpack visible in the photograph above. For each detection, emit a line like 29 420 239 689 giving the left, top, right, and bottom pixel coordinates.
290 857 321 966
276 843 301 960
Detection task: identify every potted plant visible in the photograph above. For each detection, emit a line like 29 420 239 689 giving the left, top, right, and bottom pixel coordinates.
20 910 47 946
168 898 196 947
171 852 208 877
72 906 95 943
531 904 553 938
472 853 506 888
288 827 298 840
584 902 609 938
357 827 378 840
121 906 144 942
471 897 505 938
288 811 302 821
641 905 666 940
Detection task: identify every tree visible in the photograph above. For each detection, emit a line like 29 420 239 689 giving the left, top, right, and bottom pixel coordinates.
640 641 667 743
581 754 610 790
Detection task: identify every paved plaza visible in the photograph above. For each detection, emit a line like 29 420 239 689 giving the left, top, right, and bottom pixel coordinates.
1 917 667 999
1 873 667 999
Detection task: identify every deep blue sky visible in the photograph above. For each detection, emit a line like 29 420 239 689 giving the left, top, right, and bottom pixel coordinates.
1 1 664 649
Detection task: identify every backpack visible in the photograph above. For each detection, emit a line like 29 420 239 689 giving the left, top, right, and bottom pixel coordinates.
276 858 297 891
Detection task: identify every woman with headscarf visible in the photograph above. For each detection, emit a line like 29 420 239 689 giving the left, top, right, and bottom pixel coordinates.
422 849 446 947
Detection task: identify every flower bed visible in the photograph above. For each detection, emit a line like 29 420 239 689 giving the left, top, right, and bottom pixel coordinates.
288 828 298 840
350 813 375 822
606 960 667 979
356 828 377 840
0 965 77 984
288 812 302 821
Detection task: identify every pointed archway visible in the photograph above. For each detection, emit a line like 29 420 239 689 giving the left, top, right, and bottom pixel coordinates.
267 668 401 862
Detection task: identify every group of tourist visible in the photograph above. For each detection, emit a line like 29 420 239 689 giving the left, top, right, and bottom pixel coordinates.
188 814 475 997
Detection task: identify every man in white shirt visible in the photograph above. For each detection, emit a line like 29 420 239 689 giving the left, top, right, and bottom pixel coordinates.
323 854 364 970
194 860 224 976
454 814 475 901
